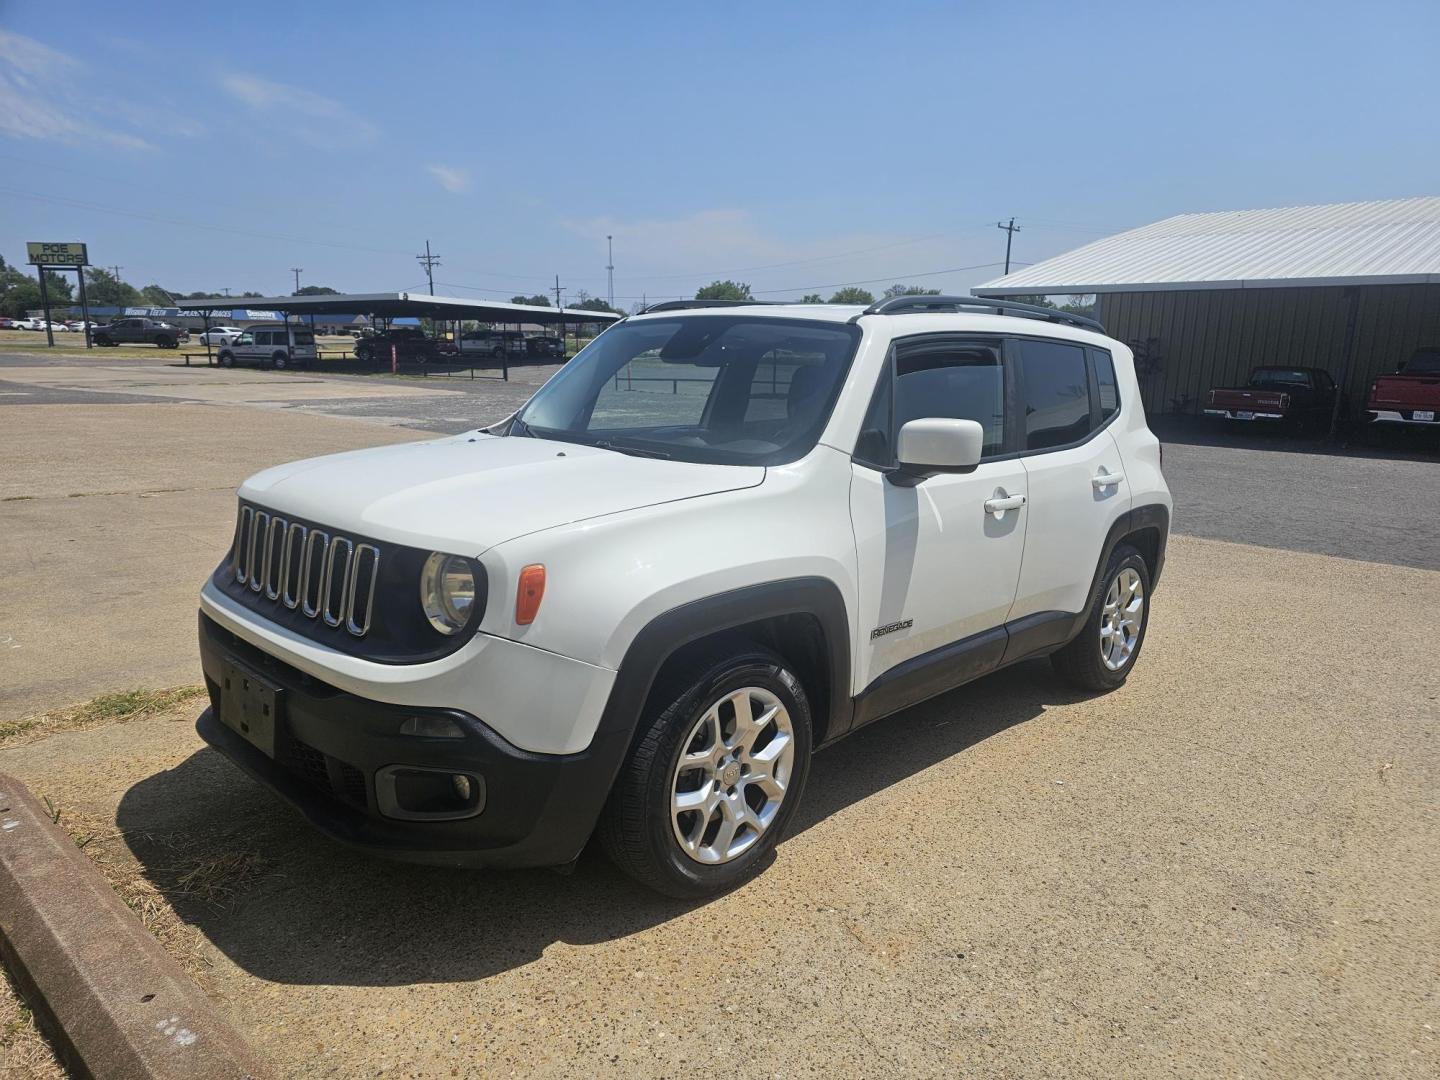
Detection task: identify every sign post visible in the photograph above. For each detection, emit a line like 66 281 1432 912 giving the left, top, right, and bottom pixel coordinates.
27 243 90 350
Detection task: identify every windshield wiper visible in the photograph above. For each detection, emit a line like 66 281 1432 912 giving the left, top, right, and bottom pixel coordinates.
593 439 672 460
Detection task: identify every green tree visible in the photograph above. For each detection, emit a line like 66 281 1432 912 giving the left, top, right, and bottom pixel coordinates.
240 291 264 298
1005 294 1057 308
695 280 752 301
882 283 941 300
0 264 73 317
510 294 552 306
799 293 824 303
293 285 340 296
828 286 875 305
83 267 142 307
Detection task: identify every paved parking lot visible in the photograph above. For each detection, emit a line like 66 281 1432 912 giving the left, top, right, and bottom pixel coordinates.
1 351 1437 1077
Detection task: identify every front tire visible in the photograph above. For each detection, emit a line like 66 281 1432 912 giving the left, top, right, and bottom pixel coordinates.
218 352 234 368
599 643 813 899
1051 544 1151 692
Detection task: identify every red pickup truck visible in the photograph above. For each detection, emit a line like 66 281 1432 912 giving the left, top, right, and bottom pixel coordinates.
1204 366 1341 430
1367 348 1440 428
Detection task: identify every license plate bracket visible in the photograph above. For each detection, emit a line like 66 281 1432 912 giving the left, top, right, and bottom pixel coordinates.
219 660 280 758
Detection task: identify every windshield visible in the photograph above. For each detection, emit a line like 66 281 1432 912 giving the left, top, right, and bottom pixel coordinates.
1404 351 1440 375
514 316 861 465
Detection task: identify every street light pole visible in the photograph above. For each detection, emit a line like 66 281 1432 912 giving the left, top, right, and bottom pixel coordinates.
606 235 614 310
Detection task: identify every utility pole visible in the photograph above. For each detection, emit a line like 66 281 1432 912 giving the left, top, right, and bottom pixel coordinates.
606 235 614 310
415 240 441 295
289 267 303 294
221 287 230 297
553 274 563 310
108 265 123 281
996 218 1021 275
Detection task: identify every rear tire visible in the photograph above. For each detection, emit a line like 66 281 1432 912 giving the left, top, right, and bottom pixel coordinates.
599 642 813 899
272 353 288 370
1051 544 1151 692
218 352 234 368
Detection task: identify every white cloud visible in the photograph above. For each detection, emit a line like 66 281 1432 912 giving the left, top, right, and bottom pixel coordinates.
0 29 155 150
426 164 470 194
219 73 378 143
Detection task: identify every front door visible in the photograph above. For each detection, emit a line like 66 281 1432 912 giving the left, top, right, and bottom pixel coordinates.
849 334 1028 698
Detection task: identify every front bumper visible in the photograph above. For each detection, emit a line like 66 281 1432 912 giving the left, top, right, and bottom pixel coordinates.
197 614 627 868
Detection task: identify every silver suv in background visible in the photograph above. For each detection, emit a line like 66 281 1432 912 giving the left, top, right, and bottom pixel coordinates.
216 325 316 369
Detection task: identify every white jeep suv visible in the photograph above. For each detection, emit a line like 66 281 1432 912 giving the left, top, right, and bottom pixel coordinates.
197 297 1171 897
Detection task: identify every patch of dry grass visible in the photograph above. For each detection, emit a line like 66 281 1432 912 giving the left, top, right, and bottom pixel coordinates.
0 964 65 1080
49 805 271 982
0 686 205 749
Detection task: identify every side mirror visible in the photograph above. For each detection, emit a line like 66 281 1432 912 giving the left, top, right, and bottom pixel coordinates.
893 418 984 483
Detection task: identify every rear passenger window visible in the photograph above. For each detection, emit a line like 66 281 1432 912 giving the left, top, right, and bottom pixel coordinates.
1092 348 1119 420
256 331 273 346
1017 339 1090 450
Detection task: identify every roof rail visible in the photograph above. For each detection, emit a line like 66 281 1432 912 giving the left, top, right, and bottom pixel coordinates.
857 294 1105 333
640 299 778 314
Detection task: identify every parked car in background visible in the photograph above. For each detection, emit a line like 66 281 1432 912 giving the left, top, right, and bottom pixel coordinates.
1203 366 1342 431
1367 348 1440 429
90 317 190 348
526 335 566 359
460 329 526 359
14 318 64 331
66 320 101 332
197 325 244 346
216 325 316 369
0 317 14 328
353 327 443 365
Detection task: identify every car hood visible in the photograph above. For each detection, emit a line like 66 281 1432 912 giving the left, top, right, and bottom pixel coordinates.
238 432 765 554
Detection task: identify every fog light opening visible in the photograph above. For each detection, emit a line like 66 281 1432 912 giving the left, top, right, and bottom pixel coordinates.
375 765 485 821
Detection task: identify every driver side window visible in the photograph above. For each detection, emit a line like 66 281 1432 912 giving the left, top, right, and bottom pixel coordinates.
855 335 1007 468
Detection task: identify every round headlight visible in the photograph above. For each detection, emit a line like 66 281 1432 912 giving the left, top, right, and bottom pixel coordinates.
420 552 476 635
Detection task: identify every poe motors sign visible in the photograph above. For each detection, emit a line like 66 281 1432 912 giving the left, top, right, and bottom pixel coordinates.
26 241 89 267
26 242 94 348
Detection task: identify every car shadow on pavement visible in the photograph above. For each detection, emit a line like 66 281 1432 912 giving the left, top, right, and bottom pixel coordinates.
115 658 1081 987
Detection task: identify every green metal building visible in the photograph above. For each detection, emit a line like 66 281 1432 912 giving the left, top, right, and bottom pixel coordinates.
972 197 1440 414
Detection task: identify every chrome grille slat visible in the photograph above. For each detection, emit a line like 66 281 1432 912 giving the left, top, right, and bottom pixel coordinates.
229 505 379 638
322 536 354 628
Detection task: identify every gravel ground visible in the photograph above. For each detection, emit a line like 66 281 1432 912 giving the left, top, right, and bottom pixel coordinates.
3 534 1436 1079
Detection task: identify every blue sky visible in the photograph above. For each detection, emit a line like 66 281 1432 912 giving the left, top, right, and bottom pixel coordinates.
2 0 1437 304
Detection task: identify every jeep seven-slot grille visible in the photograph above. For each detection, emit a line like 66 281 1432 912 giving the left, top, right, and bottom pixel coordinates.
231 505 380 637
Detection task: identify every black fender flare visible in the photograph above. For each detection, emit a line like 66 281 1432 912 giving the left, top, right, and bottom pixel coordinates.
1063 503 1171 642
551 577 853 853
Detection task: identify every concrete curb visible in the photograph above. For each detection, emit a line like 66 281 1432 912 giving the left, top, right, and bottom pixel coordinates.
0 770 270 1079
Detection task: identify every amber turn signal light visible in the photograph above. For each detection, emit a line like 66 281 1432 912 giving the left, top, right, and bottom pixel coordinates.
515 564 546 625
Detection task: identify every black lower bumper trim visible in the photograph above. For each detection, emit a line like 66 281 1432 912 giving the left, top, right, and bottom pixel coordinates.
197 613 625 868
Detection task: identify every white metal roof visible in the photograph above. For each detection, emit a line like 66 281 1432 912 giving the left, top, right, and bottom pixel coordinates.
972 196 1440 295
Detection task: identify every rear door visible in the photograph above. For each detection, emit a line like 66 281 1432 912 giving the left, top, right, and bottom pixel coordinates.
1009 339 1129 623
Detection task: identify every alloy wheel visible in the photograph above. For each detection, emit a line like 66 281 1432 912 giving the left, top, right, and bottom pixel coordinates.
670 686 795 865
1100 567 1144 670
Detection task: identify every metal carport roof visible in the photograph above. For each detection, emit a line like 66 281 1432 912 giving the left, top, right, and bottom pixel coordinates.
177 292 622 326
972 196 1440 296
